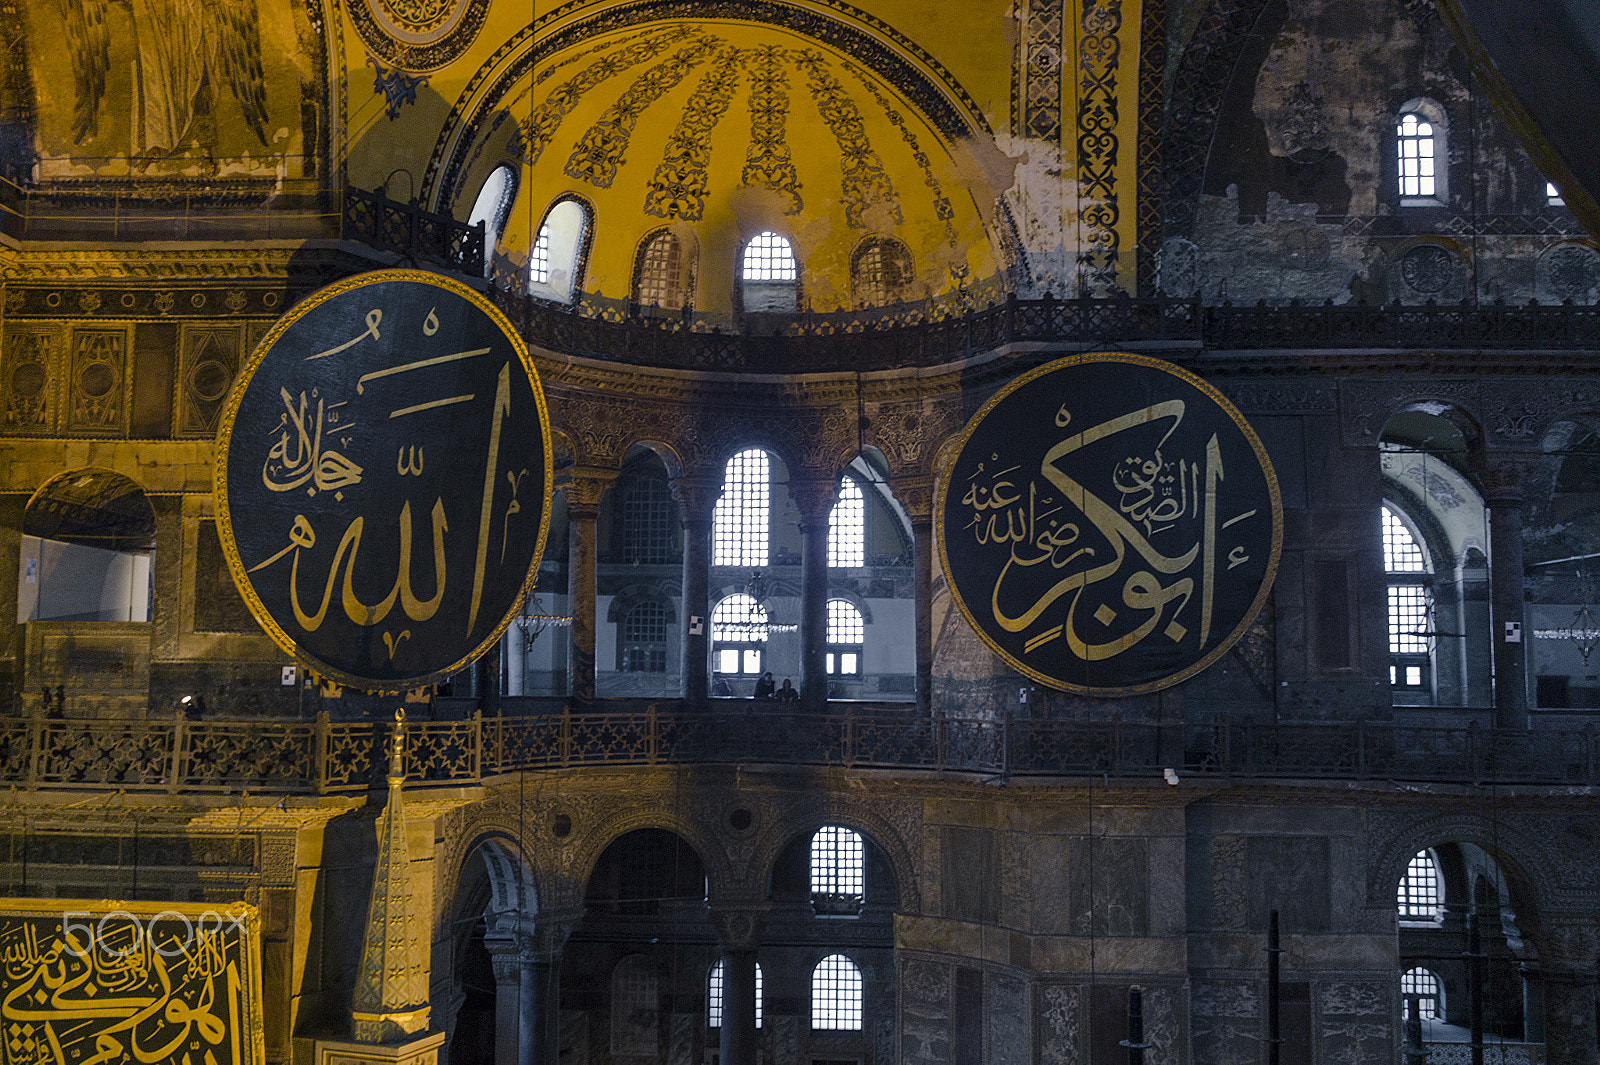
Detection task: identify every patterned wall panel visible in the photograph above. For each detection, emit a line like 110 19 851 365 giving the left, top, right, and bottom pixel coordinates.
64 326 130 436
1 326 60 434
176 323 246 438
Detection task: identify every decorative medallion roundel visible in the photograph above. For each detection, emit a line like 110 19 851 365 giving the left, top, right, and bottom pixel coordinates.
1540 242 1600 301
348 0 491 72
937 353 1282 696
1399 244 1459 295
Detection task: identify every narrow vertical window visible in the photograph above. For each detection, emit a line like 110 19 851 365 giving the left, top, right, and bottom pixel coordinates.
826 599 864 676
636 230 688 310
811 954 863 1030
1384 505 1433 696
529 223 552 285
712 594 767 676
708 960 763 1028
828 478 864 568
1398 113 1437 199
466 165 516 278
528 199 591 303
714 450 769 567
740 232 798 312
622 473 675 564
851 237 914 306
810 825 864 915
1397 849 1442 922
621 600 669 673
1401 967 1443 1020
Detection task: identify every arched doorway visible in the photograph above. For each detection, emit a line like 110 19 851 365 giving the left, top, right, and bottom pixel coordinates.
448 838 540 1065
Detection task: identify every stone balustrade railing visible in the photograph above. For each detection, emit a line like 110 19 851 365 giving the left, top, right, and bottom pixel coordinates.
0 709 1593 795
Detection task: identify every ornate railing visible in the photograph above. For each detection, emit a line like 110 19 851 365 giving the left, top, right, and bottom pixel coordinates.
340 186 485 275
0 712 1594 794
489 287 1600 373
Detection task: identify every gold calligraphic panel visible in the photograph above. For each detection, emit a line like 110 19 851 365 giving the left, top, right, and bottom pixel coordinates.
0 898 263 1065
938 353 1281 695
214 270 553 690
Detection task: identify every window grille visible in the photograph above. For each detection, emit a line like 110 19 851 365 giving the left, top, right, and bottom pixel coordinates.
1398 113 1437 199
828 479 864 568
742 232 797 281
810 955 863 1030
707 960 763 1028
851 237 913 305
1401 967 1442 1020
611 956 659 1054
1383 507 1427 572
637 231 685 309
621 600 669 673
530 222 552 285
1398 850 1442 921
810 826 864 897
623 474 675 564
827 600 864 676
712 594 767 676
714 450 769 567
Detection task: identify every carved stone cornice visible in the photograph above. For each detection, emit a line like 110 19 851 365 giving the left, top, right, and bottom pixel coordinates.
0 244 365 283
892 476 936 522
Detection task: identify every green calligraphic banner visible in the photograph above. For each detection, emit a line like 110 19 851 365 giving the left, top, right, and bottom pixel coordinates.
0 899 263 1065
216 270 553 690
938 352 1281 695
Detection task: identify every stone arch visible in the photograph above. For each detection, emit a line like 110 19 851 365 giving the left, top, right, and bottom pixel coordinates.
568 810 729 902
1367 813 1557 928
759 800 922 913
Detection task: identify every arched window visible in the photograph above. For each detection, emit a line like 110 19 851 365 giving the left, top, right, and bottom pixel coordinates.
611 955 658 1054
621 600 669 673
851 237 914 306
466 164 517 278
622 472 675 564
828 478 864 568
810 825 864 915
1398 849 1443 923
714 450 769 567
712 594 767 677
1384 505 1433 697
707 959 763 1028
826 599 864 676
635 230 690 311
528 199 590 303
1401 967 1443 1020
1396 102 1447 204
740 231 798 312
811 954 863 1030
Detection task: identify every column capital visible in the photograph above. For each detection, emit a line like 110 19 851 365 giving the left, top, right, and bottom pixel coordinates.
893 475 936 523
1486 460 1530 506
706 903 770 951
787 475 841 526
670 474 723 523
562 467 617 516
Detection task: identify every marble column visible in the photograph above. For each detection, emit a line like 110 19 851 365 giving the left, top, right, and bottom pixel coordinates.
483 911 583 1065
790 477 840 713
896 477 935 714
672 475 720 705
563 470 614 707
483 936 527 1065
1488 466 1529 728
1541 965 1598 1065
709 906 768 1065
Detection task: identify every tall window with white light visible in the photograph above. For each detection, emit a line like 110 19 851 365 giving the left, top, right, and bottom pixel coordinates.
826 599 864 676
1397 113 1436 199
528 199 591 303
1401 967 1443 1020
1384 505 1433 698
1397 849 1443 923
828 478 864 568
810 954 863 1030
740 231 798 312
707 960 763 1028
466 165 516 279
714 450 769 567
810 825 864 915
712 593 768 677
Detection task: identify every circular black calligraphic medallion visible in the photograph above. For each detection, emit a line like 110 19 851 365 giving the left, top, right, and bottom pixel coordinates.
937 353 1281 695
215 270 552 690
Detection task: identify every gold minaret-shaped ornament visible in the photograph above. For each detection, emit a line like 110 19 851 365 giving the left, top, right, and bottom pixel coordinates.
351 709 432 1043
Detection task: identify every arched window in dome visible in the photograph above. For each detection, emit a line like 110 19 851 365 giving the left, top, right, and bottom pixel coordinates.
1396 102 1447 204
528 198 591 304
1384 504 1434 698
827 599 864 676
810 825 864 915
466 165 517 279
811 954 862 1030
712 593 767 677
740 231 798 312
851 236 914 306
634 230 691 311
1397 849 1443 923
714 450 769 567
828 477 864 568
707 959 763 1028
1401 967 1443 1020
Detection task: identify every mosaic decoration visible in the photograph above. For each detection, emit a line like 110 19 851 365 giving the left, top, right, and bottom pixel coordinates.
367 58 428 119
938 353 1282 695
516 25 700 167
1017 0 1065 142
347 0 490 72
65 328 125 435
1077 0 1123 294
0 898 264 1065
740 45 802 214
645 46 745 220
1135 0 1166 295
844 59 965 280
1 330 53 432
795 49 899 228
565 35 724 188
